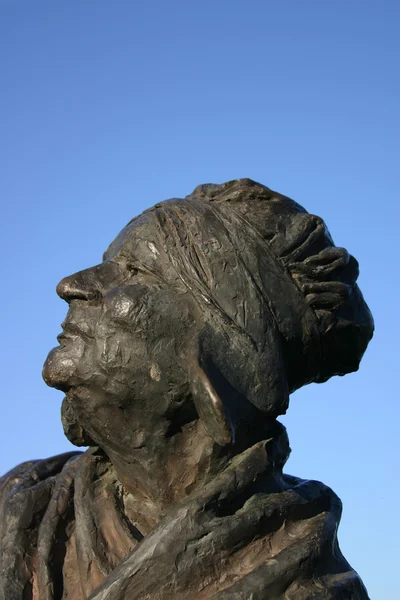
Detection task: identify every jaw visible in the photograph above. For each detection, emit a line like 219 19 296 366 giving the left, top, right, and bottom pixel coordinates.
61 396 95 446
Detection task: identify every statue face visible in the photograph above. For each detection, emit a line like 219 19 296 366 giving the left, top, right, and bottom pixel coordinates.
43 212 197 457
43 180 374 459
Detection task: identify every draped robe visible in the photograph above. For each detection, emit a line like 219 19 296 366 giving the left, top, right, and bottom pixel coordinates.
0 428 370 600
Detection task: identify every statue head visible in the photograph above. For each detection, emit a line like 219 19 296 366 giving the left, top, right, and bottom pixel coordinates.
43 179 373 460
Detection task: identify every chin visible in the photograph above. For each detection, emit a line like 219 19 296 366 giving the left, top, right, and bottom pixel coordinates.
42 346 78 391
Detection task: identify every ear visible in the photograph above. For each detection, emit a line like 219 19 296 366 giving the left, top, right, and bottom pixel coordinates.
188 355 233 447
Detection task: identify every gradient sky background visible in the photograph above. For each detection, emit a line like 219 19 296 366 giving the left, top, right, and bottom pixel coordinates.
1 2 399 597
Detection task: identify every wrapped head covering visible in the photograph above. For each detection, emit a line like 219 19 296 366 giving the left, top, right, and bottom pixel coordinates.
134 179 374 419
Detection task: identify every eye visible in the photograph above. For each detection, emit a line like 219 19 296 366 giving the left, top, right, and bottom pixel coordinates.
125 262 155 279
126 263 139 276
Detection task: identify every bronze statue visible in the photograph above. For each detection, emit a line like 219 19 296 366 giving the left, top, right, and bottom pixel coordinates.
0 179 373 599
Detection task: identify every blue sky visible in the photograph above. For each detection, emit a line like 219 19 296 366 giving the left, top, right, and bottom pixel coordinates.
1 2 399 597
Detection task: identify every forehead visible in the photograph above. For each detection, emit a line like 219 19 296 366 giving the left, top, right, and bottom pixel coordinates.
103 210 159 263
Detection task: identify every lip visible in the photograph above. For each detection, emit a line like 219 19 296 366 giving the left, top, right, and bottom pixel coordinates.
57 332 68 344
58 322 92 343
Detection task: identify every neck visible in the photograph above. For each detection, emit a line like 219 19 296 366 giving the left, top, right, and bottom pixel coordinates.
100 417 289 535
104 419 231 533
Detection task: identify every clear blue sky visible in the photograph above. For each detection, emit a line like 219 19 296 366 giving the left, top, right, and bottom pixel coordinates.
1 2 398 597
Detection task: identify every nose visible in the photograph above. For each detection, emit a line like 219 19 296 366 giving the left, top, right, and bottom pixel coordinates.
56 263 119 303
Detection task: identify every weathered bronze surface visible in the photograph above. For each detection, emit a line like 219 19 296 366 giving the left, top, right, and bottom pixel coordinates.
0 179 373 599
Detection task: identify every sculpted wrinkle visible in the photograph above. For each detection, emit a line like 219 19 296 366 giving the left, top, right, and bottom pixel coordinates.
0 179 373 599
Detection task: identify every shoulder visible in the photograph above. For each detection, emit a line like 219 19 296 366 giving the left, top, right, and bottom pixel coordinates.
0 452 82 598
0 451 81 502
0 452 82 547
0 451 82 530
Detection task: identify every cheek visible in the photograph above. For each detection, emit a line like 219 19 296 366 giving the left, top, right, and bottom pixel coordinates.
94 290 152 394
93 326 174 411
104 285 149 327
92 285 194 399
96 328 148 376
